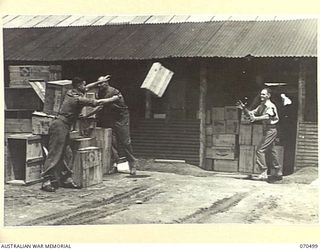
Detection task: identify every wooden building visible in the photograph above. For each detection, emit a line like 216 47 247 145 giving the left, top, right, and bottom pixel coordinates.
3 15 318 175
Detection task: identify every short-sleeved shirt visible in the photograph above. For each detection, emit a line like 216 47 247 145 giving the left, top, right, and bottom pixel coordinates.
96 85 128 126
252 99 279 125
58 89 99 125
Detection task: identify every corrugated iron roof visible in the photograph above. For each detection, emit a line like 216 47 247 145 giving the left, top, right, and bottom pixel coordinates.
3 19 317 61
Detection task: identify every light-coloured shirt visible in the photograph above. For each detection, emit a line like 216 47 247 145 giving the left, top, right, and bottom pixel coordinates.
252 99 279 125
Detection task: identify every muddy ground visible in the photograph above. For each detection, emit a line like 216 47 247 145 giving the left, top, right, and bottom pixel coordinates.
4 160 319 226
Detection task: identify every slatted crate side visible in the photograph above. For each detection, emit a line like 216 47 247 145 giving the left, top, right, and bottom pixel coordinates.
32 112 56 135
204 158 214 171
239 124 252 145
239 145 255 173
25 158 44 184
206 135 212 147
212 120 226 134
72 147 102 188
206 110 212 124
206 125 213 136
5 118 32 133
5 87 43 110
224 106 239 120
212 134 237 147
225 120 239 134
206 146 236 160
211 107 225 121
213 159 239 172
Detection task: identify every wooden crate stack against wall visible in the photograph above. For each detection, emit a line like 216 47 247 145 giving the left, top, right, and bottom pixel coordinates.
205 106 239 172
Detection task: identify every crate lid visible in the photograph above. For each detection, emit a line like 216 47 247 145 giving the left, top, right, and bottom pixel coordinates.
47 80 72 86
78 146 100 151
7 133 41 140
32 111 56 118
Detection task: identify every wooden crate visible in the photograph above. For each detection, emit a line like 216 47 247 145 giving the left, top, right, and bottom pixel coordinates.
70 137 96 151
6 134 43 184
32 111 56 135
212 134 237 147
204 158 214 171
253 145 284 174
211 107 225 121
75 118 97 137
212 120 225 134
252 124 263 145
205 110 212 124
225 120 239 134
43 80 72 115
224 106 239 120
9 65 62 87
239 145 255 173
206 125 213 136
140 62 174 98
94 127 112 175
240 111 251 124
214 159 238 172
206 146 236 160
5 118 32 133
206 135 212 147
239 124 252 145
5 87 43 110
72 147 102 188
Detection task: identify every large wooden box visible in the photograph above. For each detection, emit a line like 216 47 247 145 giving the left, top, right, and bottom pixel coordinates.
206 135 212 147
72 147 102 188
94 127 112 175
213 159 238 172
140 62 174 98
206 110 212 124
75 118 97 137
206 125 213 136
206 146 236 160
225 120 239 134
224 106 239 120
252 124 263 145
32 111 56 135
212 134 237 147
239 145 255 173
204 158 214 171
211 107 225 121
70 137 96 151
81 92 96 118
43 80 72 115
212 120 226 134
6 134 43 184
239 124 252 145
9 65 62 87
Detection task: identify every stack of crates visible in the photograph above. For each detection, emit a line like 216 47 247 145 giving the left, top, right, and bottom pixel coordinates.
205 106 239 172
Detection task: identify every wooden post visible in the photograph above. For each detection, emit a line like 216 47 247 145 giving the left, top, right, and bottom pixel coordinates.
145 91 152 119
298 60 306 122
199 61 207 169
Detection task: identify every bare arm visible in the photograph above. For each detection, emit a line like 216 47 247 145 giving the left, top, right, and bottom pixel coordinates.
85 75 111 91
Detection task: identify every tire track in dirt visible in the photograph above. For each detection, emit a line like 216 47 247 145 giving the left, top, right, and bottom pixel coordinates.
174 192 249 223
20 186 156 226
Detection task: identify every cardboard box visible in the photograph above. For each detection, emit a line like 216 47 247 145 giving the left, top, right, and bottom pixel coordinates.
239 124 252 145
206 146 236 160
72 147 102 188
43 80 72 115
212 134 237 147
224 106 239 120
211 107 225 121
212 120 225 134
239 145 255 173
225 120 239 134
32 111 56 135
214 159 238 172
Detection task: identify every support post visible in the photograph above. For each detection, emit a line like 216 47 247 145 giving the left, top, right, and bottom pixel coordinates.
199 61 207 169
298 60 307 122
145 91 152 119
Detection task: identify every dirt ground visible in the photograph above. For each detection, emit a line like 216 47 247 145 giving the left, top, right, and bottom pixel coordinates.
3 160 319 226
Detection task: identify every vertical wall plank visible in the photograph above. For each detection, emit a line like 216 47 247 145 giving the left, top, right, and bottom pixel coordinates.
199 61 207 169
